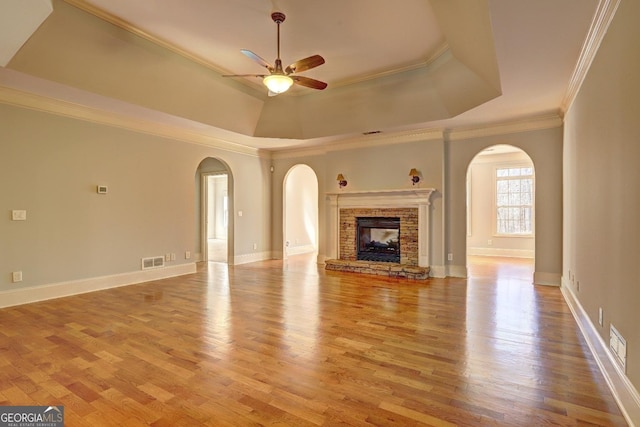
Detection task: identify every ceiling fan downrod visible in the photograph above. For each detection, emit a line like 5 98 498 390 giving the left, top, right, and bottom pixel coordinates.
271 12 286 73
272 12 286 67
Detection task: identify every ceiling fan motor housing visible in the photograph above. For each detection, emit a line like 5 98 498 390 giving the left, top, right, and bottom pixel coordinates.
271 12 286 24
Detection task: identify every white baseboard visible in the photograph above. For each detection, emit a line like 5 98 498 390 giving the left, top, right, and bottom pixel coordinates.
468 247 534 258
232 251 272 265
447 264 468 278
561 282 640 426
418 265 467 278
0 263 197 309
533 271 561 286
428 265 446 278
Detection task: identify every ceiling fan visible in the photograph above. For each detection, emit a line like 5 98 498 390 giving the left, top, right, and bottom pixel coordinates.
222 11 327 96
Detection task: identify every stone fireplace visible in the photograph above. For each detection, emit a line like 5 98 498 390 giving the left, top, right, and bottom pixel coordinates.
341 209 417 265
324 189 435 279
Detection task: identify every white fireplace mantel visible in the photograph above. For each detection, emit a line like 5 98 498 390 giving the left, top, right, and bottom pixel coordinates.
325 188 435 267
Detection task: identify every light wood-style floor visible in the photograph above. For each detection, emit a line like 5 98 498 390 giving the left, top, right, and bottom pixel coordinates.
207 238 227 263
0 256 627 426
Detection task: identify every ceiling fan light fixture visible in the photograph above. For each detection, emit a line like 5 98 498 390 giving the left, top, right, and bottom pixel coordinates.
263 74 294 94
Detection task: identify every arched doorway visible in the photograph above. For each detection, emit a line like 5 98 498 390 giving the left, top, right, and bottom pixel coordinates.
283 164 318 260
466 145 535 281
195 158 233 264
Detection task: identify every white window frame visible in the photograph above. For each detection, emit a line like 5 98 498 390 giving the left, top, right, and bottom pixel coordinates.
493 164 535 237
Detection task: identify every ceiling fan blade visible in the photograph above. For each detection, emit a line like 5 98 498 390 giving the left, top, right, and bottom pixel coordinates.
285 55 325 75
292 76 328 90
240 49 274 72
221 74 267 79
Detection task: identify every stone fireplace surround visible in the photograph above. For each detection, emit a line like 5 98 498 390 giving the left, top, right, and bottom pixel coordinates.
341 208 417 265
324 188 435 278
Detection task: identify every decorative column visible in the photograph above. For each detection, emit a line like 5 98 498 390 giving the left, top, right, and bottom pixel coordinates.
418 195 431 268
325 194 339 261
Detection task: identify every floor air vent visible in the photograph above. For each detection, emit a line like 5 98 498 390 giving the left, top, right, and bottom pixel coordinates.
142 256 165 270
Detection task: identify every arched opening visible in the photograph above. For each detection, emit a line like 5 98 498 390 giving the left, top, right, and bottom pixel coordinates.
283 164 318 261
195 158 233 264
466 145 535 282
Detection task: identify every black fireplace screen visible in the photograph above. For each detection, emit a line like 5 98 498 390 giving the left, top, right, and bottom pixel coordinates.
357 217 400 263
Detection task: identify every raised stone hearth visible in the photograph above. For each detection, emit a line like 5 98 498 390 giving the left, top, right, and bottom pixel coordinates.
325 259 430 280
324 188 435 279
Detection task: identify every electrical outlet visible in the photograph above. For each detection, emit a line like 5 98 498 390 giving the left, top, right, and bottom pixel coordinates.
12 271 23 283
165 253 171 262
487 239 492 246
447 253 453 261
170 253 176 261
185 251 191 259
253 243 258 250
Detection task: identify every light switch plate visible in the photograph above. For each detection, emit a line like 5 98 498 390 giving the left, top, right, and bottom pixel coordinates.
12 210 27 221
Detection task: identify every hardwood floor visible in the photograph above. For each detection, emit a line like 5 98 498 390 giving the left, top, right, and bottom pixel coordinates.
0 255 627 426
207 238 227 263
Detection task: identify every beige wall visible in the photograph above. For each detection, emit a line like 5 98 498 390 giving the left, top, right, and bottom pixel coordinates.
446 127 563 282
272 129 562 280
0 103 271 292
563 0 640 388
271 138 446 269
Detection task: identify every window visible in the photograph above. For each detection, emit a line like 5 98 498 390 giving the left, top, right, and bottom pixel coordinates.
495 167 533 235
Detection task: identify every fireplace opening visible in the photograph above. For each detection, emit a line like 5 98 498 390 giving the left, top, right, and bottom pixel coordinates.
357 217 400 263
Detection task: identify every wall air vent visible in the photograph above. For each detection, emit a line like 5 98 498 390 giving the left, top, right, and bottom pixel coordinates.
610 324 627 371
141 256 165 270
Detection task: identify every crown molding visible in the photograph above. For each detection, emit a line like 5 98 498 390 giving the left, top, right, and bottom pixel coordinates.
1 79 565 161
446 113 563 142
561 0 621 115
272 112 564 159
0 84 266 158
271 128 445 159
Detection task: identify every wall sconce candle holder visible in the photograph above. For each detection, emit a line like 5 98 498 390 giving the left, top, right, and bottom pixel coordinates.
409 168 421 185
337 174 348 189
